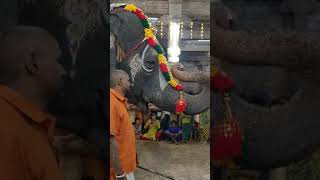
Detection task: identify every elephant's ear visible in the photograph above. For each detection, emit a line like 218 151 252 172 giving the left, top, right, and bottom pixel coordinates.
110 14 122 37
110 13 128 51
211 2 236 30
99 8 122 36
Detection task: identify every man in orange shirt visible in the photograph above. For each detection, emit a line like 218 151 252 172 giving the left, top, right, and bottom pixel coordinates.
110 70 137 180
0 26 66 179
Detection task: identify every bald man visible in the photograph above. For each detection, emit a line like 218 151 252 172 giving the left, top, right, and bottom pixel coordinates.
0 26 66 180
110 70 137 180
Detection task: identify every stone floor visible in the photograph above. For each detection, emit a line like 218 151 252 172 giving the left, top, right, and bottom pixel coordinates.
135 139 210 180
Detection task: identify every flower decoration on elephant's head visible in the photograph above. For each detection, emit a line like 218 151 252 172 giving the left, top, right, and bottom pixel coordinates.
123 4 183 92
211 64 235 93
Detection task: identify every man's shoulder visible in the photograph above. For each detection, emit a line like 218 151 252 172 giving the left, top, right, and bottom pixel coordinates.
110 92 120 105
110 91 123 103
167 127 177 130
0 98 20 119
0 98 24 133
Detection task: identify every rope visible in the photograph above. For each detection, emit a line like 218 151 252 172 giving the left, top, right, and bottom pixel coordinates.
137 165 177 180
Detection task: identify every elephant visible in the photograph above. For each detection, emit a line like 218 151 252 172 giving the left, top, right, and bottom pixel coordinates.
211 1 320 169
110 5 210 115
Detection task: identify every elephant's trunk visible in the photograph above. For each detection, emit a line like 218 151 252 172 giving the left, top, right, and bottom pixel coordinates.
211 2 320 67
212 29 319 67
170 63 210 82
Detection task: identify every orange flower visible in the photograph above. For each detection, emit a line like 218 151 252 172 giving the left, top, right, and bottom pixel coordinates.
124 4 137 12
158 54 166 64
169 79 178 87
144 28 154 38
211 65 219 77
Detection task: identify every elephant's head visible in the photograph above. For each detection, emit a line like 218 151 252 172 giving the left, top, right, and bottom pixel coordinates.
212 2 320 168
110 7 210 115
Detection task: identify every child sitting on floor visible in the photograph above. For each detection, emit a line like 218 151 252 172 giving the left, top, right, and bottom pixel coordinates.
164 120 182 144
141 113 160 140
133 117 142 135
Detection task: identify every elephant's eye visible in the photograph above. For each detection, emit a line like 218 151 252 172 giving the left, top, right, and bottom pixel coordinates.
144 58 155 69
141 45 156 72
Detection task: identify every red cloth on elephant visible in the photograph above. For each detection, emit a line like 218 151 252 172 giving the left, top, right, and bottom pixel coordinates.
212 118 242 163
212 71 235 93
175 98 186 114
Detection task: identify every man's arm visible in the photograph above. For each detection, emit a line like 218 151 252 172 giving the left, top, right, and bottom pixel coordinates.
110 135 123 175
164 130 173 136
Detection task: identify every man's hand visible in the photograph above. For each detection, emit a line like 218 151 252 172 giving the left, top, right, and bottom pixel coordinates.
144 120 151 129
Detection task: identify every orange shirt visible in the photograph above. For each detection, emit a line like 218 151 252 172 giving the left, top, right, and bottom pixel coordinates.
110 89 136 179
0 85 64 180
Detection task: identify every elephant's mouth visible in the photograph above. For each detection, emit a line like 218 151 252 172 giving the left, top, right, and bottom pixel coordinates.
234 88 303 110
171 63 209 96
180 82 203 95
225 65 304 110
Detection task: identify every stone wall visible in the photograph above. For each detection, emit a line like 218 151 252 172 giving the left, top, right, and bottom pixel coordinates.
222 0 320 32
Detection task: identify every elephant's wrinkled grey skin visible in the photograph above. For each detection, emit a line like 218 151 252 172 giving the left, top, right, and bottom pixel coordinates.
212 2 320 169
110 9 210 115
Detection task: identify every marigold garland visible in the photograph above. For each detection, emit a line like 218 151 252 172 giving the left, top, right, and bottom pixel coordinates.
211 65 219 78
124 4 137 12
147 38 156 47
123 4 183 91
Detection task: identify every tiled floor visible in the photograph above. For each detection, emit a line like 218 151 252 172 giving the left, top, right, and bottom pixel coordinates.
135 140 210 180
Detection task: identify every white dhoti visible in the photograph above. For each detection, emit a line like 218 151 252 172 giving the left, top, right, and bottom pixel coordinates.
125 172 135 180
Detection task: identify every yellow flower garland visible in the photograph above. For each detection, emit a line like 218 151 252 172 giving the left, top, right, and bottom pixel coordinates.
123 4 183 91
124 4 137 12
211 65 219 77
144 28 154 38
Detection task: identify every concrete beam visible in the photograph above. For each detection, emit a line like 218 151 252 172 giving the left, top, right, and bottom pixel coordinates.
180 40 210 51
169 0 182 19
180 56 209 62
